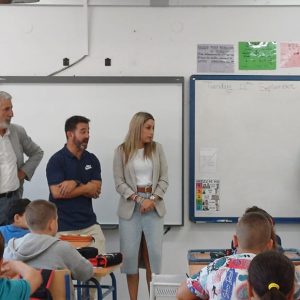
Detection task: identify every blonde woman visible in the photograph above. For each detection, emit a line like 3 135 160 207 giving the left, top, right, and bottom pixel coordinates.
113 112 168 300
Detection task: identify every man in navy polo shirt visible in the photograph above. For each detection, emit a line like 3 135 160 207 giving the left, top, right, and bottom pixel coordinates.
46 115 105 254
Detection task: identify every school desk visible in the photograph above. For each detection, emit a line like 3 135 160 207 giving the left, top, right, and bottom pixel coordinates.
59 234 93 248
189 264 300 281
188 248 300 275
61 235 119 300
75 264 119 300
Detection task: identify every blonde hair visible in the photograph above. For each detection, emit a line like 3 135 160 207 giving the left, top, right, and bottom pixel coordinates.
120 112 156 164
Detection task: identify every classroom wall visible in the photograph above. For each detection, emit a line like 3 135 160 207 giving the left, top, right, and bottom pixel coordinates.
1 3 300 299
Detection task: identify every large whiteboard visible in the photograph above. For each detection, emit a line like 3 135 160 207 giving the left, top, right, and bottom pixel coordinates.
190 75 300 223
0 76 184 226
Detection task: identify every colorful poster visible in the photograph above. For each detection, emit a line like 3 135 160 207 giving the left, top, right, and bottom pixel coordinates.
197 44 234 73
280 42 300 68
239 41 276 70
195 179 220 212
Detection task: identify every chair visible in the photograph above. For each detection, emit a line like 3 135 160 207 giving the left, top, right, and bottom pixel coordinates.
48 269 72 300
149 273 186 300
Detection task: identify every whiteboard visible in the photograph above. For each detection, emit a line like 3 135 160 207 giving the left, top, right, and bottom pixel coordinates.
0 76 184 226
189 75 300 224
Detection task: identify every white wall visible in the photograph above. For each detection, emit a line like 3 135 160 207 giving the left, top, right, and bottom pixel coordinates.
1 3 300 299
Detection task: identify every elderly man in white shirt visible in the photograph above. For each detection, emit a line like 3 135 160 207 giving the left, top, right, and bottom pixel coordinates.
0 91 43 225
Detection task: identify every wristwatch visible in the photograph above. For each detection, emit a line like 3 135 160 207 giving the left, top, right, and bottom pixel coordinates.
74 180 81 187
150 195 156 201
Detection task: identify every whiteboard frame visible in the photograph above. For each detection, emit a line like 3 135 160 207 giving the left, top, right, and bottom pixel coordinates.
189 74 300 224
0 75 184 226
11 0 300 6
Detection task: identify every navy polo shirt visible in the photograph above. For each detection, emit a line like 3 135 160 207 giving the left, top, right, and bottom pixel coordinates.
46 145 101 231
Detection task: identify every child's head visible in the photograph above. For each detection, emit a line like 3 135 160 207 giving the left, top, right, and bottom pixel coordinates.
235 212 273 253
245 206 274 225
6 198 31 228
25 200 58 236
248 250 294 300
244 206 278 250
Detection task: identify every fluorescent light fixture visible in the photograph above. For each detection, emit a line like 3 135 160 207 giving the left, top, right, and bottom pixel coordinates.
13 0 40 2
0 0 40 3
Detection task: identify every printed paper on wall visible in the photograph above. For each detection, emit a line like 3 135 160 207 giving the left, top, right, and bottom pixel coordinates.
197 44 234 73
280 42 300 68
195 179 220 212
239 41 276 70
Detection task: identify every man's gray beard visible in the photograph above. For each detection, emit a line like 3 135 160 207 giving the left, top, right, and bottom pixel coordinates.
0 121 9 129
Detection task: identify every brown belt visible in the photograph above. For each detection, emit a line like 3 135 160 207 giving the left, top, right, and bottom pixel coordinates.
137 186 152 193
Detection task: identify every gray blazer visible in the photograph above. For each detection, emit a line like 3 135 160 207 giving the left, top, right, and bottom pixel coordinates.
113 142 168 220
8 124 44 195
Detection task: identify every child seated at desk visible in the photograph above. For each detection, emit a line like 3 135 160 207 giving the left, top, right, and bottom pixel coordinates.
177 212 277 300
0 232 42 299
244 206 282 246
231 206 283 253
248 250 294 300
3 200 93 284
0 198 30 245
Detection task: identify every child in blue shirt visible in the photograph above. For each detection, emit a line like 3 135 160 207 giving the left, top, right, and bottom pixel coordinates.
0 199 30 245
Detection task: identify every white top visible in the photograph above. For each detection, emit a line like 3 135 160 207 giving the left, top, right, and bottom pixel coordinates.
0 128 19 193
133 148 153 186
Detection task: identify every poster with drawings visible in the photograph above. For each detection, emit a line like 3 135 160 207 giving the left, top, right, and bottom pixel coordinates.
195 179 220 213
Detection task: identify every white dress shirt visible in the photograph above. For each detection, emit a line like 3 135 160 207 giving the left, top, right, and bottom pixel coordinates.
0 128 19 193
132 148 153 186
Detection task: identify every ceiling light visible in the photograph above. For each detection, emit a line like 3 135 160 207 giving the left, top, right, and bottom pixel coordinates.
13 0 40 2
0 0 40 3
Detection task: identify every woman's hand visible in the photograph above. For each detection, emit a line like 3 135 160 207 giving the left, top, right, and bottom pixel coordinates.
140 199 155 213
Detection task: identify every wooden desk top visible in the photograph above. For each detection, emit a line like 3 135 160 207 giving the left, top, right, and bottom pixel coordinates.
188 249 300 264
68 241 92 248
59 235 93 248
188 251 300 276
284 249 300 265
189 264 206 275
93 264 120 276
62 236 121 277
190 264 300 274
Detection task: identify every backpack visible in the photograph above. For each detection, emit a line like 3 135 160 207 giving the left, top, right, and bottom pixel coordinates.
77 246 98 259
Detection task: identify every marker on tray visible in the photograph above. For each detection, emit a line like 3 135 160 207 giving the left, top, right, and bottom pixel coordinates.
216 219 232 223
